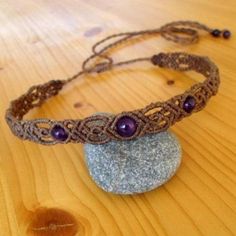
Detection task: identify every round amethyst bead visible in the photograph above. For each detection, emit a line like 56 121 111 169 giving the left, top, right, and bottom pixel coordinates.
51 125 68 141
223 30 231 39
116 116 137 137
183 96 196 113
211 29 221 37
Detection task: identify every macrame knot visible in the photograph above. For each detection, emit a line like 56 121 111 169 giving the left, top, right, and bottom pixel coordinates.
92 62 112 73
160 21 201 45
151 53 166 67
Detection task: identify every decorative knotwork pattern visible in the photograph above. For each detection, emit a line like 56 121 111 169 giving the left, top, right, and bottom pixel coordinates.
5 52 220 145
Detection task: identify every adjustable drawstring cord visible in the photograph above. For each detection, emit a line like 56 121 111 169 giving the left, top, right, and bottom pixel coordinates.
64 20 231 84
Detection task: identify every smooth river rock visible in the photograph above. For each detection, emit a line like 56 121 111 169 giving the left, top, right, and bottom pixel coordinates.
84 130 182 195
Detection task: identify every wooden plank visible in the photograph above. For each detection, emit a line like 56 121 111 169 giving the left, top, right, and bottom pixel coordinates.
0 0 235 235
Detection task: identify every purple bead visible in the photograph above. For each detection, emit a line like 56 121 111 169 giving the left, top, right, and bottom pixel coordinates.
51 125 68 141
223 30 231 39
211 29 221 37
183 96 196 113
116 116 137 137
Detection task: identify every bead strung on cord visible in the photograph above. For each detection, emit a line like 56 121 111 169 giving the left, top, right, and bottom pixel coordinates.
211 29 222 37
211 29 231 39
222 30 231 39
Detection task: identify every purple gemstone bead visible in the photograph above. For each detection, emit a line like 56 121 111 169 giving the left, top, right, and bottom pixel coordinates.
211 29 221 37
116 116 137 137
183 96 196 113
223 30 231 39
51 125 68 141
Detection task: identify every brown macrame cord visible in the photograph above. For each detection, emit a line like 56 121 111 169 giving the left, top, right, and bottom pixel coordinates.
5 21 221 145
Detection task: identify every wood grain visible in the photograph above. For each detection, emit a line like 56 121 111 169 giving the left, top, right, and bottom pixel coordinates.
0 0 236 235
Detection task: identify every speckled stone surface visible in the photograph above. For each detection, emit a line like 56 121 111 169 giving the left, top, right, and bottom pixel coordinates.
84 131 182 195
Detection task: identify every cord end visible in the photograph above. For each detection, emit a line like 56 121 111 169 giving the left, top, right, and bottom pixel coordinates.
211 29 231 39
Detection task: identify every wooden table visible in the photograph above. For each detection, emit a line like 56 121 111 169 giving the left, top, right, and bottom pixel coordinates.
0 1 235 235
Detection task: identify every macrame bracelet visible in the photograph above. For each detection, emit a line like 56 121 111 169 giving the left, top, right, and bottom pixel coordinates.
5 21 230 145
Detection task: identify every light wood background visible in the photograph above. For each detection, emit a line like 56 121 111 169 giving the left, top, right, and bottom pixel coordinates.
0 0 236 235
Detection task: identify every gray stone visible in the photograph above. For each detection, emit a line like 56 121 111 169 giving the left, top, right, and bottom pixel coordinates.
84 131 182 195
